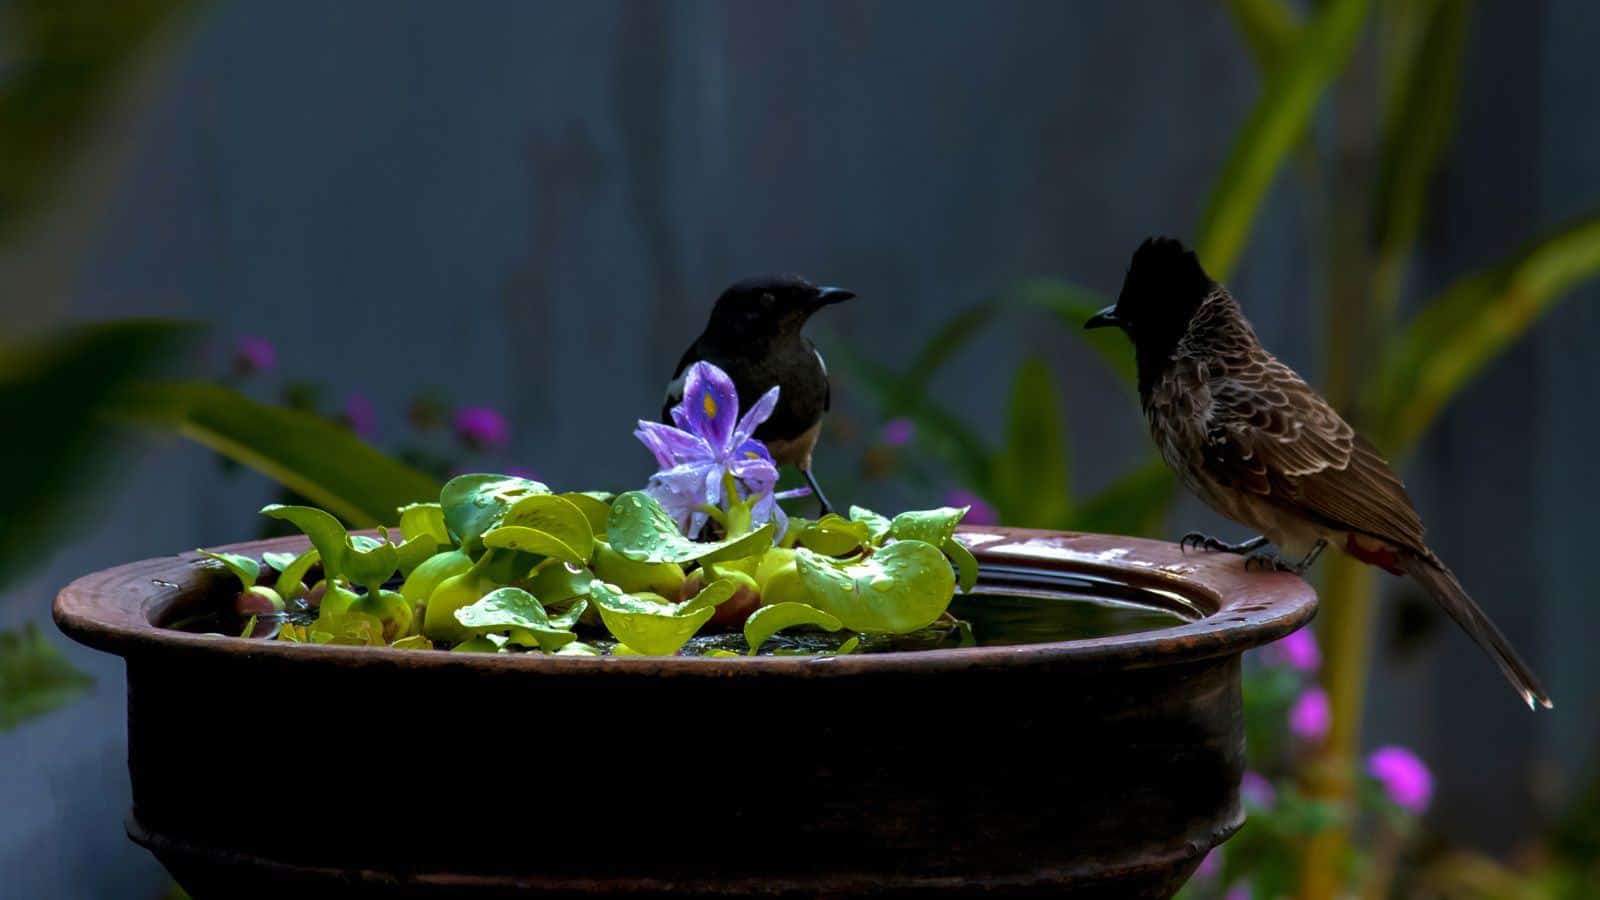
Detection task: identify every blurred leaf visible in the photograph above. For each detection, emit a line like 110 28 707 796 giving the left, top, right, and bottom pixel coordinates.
1069 459 1176 538
1372 0 1472 311
0 0 196 238
1196 0 1370 280
991 357 1070 528
1005 280 1135 388
0 320 195 593
1222 0 1301 72
110 380 441 526
1368 214 1600 451
0 624 94 731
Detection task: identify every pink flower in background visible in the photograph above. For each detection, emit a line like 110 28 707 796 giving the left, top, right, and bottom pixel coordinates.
945 489 997 525
455 406 510 450
1239 771 1276 809
1289 687 1331 742
1368 746 1433 814
232 336 276 375
1193 848 1220 881
343 393 376 438
1265 628 1321 672
880 418 915 447
1224 884 1252 900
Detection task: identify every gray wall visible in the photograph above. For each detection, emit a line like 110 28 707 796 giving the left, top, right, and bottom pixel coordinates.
2 1 1597 895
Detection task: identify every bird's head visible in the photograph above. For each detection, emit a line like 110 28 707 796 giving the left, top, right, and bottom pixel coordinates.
703 275 854 343
1084 237 1215 356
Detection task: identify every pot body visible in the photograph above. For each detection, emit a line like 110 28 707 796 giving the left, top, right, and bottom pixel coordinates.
56 528 1315 899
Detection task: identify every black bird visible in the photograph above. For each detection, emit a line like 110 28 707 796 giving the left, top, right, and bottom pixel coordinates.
1085 237 1552 710
664 274 854 514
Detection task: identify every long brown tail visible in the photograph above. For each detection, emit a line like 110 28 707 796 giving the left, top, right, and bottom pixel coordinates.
1400 552 1553 710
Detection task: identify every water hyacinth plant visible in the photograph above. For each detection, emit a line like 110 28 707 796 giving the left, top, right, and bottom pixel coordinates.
198 362 978 657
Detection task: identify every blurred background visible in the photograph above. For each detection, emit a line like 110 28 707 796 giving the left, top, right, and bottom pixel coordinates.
3 1 1598 897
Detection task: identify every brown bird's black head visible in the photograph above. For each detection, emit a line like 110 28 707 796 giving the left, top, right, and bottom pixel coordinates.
1085 237 1216 393
701 275 854 346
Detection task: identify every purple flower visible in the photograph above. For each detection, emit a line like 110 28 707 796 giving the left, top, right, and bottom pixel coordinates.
1289 687 1331 742
455 407 510 450
880 418 915 448
232 336 276 375
1224 885 1252 900
635 362 785 535
1368 745 1433 814
343 393 376 438
1240 771 1276 809
1265 628 1321 672
945 489 998 525
1193 848 1220 881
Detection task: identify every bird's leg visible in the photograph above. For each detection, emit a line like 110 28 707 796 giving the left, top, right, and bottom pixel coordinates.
801 468 834 517
1180 532 1269 556
1244 539 1328 575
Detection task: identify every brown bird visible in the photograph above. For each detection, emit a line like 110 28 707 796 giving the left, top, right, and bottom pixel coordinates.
1086 237 1552 710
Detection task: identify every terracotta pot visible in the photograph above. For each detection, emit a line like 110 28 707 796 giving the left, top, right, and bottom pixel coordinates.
54 526 1315 899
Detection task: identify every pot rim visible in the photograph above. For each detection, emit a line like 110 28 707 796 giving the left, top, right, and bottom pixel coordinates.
54 525 1315 676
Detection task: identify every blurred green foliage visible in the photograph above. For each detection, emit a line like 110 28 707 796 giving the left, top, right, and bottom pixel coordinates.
0 623 94 732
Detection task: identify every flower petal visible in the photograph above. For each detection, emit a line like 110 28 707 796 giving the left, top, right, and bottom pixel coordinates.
678 362 740 451
730 386 781 450
635 420 712 470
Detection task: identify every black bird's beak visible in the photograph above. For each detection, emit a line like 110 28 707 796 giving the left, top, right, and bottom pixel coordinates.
811 286 856 308
1084 305 1121 330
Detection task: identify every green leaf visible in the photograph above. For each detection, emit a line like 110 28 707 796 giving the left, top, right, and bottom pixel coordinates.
888 506 968 547
556 641 603 656
343 531 400 591
482 494 595 565
1195 0 1370 280
111 380 440 526
847 506 892 543
944 538 979 594
561 492 614 537
795 541 956 634
606 491 775 565
835 636 861 655
0 625 95 732
439 474 550 554
452 634 510 653
1222 0 1301 73
991 357 1069 528
743 602 844 655
680 577 740 615
261 552 298 573
1372 0 1471 312
196 549 260 588
1069 458 1178 539
0 320 195 593
261 505 351 578
1368 214 1600 451
588 580 714 656
796 514 874 556
454 587 578 653
525 560 597 608
395 502 452 574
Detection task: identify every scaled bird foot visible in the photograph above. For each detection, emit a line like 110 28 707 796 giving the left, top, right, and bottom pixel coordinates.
1244 539 1327 576
1180 532 1269 556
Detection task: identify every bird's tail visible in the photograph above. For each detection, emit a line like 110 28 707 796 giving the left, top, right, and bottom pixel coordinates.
1400 552 1553 710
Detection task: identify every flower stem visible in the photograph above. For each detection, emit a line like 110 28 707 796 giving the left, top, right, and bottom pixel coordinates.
722 471 752 537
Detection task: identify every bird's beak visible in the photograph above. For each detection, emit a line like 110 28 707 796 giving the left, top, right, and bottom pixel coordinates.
811 286 856 308
1084 305 1122 330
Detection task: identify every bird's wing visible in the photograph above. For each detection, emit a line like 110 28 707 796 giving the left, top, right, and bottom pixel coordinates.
1200 355 1428 554
662 342 701 422
809 340 831 412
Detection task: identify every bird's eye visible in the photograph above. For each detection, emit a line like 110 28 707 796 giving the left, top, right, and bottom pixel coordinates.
760 293 775 307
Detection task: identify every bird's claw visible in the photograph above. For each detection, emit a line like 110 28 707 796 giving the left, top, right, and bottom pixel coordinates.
1244 549 1295 573
1181 532 1268 556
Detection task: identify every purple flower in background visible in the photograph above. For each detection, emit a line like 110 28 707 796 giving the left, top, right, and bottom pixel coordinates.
1193 848 1221 881
503 466 540 482
343 393 376 439
635 362 786 535
1264 628 1321 672
1240 771 1276 809
232 336 276 376
945 489 998 525
1368 746 1433 814
1289 687 1331 742
455 406 510 450
880 418 915 448
1224 884 1252 900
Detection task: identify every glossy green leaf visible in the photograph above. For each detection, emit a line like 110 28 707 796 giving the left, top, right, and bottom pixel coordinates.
1195 0 1370 280
439 474 550 554
795 541 956 634
482 526 584 566
483 494 595 564
588 580 714 656
261 552 298 573
561 492 614 537
680 577 739 615
343 531 400 591
401 549 472 610
556 641 603 656
310 611 387 647
196 549 260 588
944 538 979 594
743 602 844 655
847 506 892 543
112 380 440 526
606 491 775 565
395 502 452 574
391 635 433 651
273 548 320 601
1069 458 1178 539
1372 0 1471 312
796 514 873 556
888 506 968 548
0 625 95 732
835 636 861 655
1369 214 1600 451
454 587 578 652
261 505 351 578
452 634 510 653
991 357 1069 528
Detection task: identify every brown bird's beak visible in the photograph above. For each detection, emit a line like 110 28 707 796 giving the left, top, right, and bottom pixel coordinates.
1084 305 1122 329
811 286 856 308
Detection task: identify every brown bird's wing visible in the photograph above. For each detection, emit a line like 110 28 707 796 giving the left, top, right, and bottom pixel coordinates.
1199 356 1429 556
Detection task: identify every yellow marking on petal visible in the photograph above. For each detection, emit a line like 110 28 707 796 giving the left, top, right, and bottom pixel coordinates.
703 392 718 418
745 451 759 459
